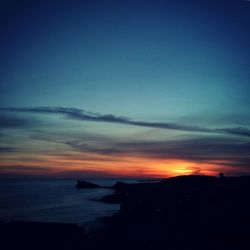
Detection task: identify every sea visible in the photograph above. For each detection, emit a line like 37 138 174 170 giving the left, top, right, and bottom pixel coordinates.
0 179 137 229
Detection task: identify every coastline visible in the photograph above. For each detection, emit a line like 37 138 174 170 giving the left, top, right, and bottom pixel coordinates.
0 179 120 225
85 175 250 250
1 175 250 250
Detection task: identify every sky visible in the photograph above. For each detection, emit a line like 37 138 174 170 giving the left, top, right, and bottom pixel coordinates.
0 0 250 178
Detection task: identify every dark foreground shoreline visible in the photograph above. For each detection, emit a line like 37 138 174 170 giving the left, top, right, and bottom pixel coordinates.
1 175 250 250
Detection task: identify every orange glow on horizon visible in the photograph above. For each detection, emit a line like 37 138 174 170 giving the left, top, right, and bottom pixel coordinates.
0 151 224 178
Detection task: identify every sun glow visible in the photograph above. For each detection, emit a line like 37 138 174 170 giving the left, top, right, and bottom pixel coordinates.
0 150 222 178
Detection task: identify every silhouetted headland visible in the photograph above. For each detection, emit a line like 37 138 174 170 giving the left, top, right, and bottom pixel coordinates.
76 180 100 189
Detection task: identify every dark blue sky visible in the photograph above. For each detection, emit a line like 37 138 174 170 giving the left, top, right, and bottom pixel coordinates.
0 0 250 177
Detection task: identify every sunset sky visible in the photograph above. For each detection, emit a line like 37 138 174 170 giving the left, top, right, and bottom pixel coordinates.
0 0 250 178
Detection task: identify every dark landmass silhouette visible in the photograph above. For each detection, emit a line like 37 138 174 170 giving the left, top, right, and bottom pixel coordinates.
76 180 100 189
1 174 250 250
0 221 85 250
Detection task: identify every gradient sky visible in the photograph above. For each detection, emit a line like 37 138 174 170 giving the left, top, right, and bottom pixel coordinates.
0 0 250 178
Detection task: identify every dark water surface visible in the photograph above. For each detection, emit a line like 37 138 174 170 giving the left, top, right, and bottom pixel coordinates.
0 179 127 225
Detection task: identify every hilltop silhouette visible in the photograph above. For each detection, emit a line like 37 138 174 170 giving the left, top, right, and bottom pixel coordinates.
92 174 250 250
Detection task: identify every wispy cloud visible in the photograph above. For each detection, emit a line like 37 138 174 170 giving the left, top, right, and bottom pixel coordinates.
66 137 250 175
29 131 250 173
1 107 250 137
0 115 38 128
0 165 50 172
218 127 250 137
66 137 250 162
0 147 18 153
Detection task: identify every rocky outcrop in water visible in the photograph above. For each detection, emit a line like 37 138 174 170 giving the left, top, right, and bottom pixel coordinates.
76 180 100 189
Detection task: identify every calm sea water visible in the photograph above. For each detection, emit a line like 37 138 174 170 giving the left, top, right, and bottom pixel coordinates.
0 179 135 226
